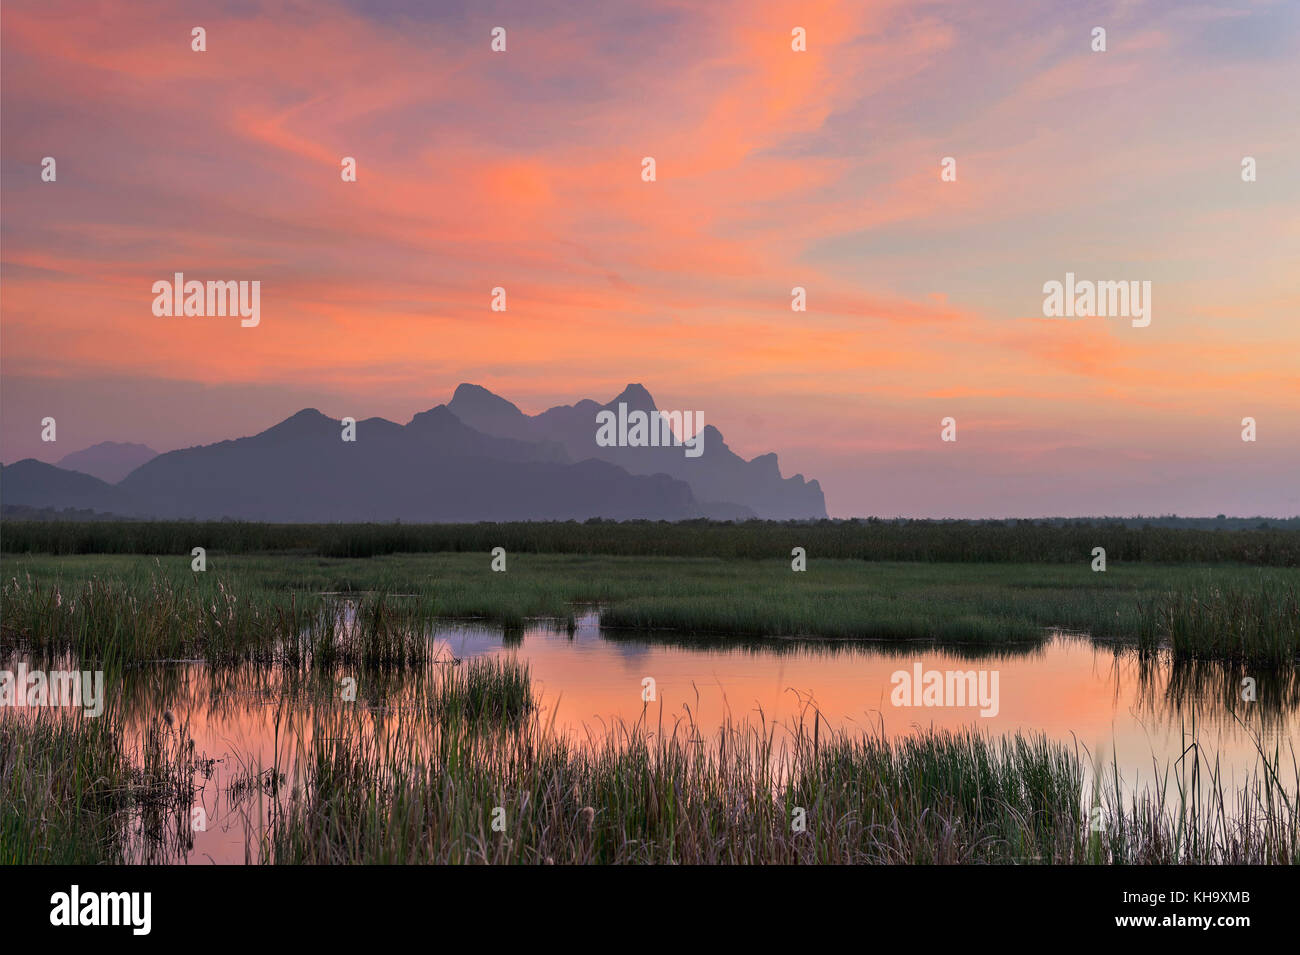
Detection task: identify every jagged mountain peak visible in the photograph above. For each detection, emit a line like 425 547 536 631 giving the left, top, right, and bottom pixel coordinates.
608 383 657 411
440 383 826 519
450 383 524 414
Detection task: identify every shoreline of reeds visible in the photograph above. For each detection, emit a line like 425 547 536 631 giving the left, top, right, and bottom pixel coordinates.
4 554 1296 665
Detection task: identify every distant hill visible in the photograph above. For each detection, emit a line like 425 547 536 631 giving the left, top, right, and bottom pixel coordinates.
0 384 826 522
448 383 826 519
56 441 157 484
0 459 140 514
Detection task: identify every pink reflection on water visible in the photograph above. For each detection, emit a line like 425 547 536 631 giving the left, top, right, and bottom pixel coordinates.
91 615 1295 864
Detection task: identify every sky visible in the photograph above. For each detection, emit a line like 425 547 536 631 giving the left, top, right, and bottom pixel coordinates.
2 0 1297 518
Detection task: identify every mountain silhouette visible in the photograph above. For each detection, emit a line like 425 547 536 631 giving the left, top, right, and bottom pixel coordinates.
1 384 825 521
448 383 826 519
109 406 692 521
1 459 138 514
57 441 158 484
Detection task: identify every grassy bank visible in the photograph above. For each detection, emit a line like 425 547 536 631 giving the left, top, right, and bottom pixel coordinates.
3 552 1298 664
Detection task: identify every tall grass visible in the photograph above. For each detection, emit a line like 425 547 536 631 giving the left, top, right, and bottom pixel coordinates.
1138 579 1300 666
0 710 200 864
4 659 1294 865
432 657 533 725
5 518 1299 565
0 572 437 668
265 694 1298 864
5 556 1297 663
0 714 129 863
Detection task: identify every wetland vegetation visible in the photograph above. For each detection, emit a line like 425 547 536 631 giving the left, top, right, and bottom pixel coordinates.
2 519 1297 865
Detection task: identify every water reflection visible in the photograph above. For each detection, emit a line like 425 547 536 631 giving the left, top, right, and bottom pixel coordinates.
3 612 1295 863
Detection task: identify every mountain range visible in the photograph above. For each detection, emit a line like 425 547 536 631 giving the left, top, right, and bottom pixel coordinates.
0 384 826 522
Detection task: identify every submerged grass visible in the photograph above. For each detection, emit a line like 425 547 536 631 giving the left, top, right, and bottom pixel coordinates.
432 657 534 726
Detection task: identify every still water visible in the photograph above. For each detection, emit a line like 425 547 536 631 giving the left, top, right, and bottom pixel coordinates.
51 612 1300 863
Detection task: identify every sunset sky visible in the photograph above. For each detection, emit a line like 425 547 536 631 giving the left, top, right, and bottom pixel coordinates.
2 0 1297 517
